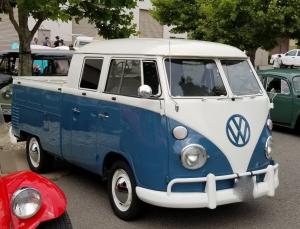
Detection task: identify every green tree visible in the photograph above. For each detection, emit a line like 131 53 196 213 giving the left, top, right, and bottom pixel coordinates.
152 0 300 63
0 0 137 75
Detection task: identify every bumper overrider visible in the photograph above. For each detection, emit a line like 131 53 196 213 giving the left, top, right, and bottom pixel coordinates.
136 164 279 209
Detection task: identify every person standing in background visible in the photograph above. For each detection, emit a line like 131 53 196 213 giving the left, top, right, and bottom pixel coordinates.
43 37 51 47
59 39 65 46
54 36 60 47
32 37 38 45
273 54 282 68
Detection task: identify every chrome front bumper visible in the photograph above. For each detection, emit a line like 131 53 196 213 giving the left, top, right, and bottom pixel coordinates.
136 164 279 209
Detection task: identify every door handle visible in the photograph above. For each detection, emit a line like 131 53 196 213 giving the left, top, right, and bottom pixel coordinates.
72 107 80 113
98 113 109 119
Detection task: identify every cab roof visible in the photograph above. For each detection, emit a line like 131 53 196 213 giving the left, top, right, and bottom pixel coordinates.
258 68 300 79
77 38 247 58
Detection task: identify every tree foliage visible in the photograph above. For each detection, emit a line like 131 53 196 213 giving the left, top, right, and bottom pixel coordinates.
0 0 138 75
68 0 137 39
152 0 300 52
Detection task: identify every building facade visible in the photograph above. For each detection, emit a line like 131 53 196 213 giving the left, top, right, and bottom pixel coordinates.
0 1 186 50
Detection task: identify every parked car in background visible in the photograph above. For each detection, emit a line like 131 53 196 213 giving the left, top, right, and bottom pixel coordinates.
270 49 300 68
0 171 72 229
0 49 73 121
258 69 300 131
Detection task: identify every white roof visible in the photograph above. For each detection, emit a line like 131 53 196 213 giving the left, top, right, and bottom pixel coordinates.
77 38 246 58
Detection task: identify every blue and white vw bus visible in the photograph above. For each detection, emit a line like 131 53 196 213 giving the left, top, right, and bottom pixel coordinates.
11 39 279 220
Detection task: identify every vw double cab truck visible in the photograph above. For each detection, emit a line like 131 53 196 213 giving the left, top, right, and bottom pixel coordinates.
11 39 279 220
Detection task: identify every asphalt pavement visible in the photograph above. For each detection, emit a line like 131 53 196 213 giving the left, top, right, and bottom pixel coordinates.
1 123 300 228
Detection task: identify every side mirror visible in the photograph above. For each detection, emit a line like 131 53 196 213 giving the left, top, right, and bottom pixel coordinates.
138 85 152 98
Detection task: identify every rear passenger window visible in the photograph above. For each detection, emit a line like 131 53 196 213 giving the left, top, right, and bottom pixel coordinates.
105 59 141 96
80 58 103 90
105 59 160 97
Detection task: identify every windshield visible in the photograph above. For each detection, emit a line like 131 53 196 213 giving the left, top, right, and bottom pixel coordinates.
165 59 227 97
221 60 262 96
293 76 300 93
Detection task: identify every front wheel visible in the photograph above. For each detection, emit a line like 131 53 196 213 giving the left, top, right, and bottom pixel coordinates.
26 136 51 173
38 212 72 229
108 161 143 220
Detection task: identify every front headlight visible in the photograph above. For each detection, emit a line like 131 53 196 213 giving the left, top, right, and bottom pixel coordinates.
181 144 208 170
12 188 42 219
265 136 273 159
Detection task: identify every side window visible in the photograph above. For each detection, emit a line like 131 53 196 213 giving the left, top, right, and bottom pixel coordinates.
79 58 103 90
266 77 290 95
105 59 141 97
297 51 300 56
143 61 160 95
286 50 297 56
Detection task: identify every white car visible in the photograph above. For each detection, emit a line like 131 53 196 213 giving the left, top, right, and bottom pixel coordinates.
270 49 300 67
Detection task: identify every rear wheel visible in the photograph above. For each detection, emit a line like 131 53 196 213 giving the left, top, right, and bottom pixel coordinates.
38 212 72 229
108 161 142 220
26 136 51 173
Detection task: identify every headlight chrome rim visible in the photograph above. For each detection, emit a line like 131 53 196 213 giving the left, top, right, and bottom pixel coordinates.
12 188 42 219
181 144 208 170
265 136 273 159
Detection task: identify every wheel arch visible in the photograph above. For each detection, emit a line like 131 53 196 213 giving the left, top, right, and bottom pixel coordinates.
102 151 136 181
19 130 34 142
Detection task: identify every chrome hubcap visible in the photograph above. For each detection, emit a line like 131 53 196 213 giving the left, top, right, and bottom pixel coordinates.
112 169 132 212
115 177 129 204
29 138 40 168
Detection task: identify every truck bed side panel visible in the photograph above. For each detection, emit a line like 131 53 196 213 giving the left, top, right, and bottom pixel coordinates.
12 84 62 157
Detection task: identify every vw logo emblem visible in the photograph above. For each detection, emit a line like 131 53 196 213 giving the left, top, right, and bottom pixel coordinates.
226 114 250 147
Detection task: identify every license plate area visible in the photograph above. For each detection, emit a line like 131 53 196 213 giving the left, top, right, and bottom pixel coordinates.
234 176 254 200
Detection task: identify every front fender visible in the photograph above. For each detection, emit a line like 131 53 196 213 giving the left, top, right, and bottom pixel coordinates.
2 171 67 229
